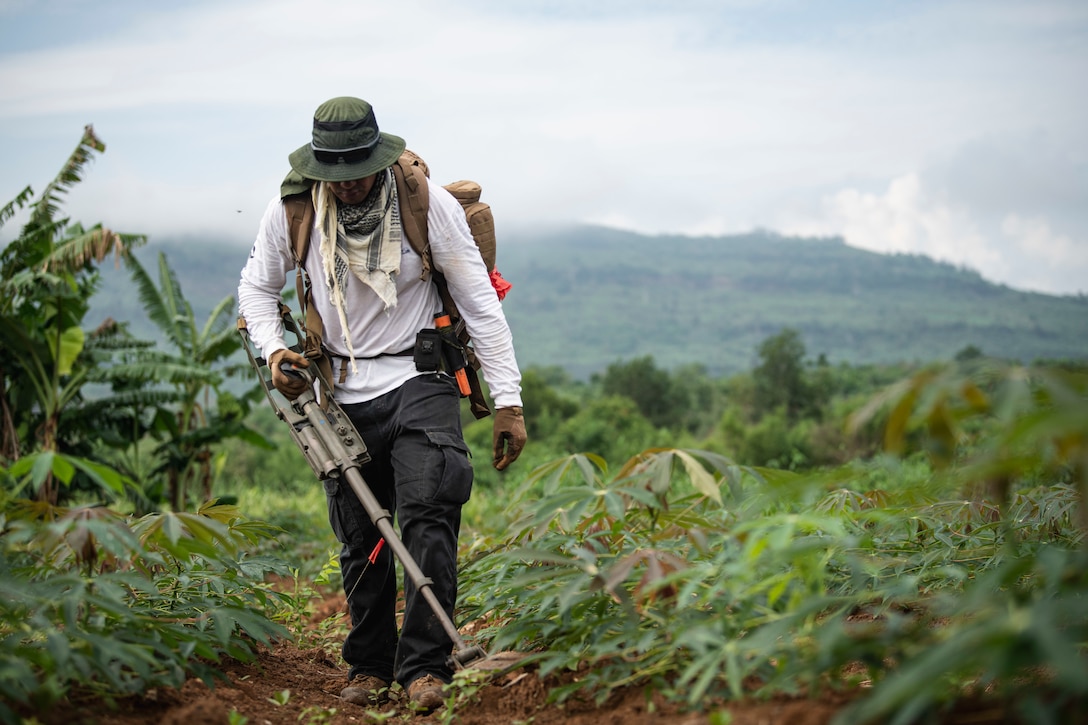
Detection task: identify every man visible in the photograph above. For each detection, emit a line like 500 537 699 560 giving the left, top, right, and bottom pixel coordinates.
237 96 526 711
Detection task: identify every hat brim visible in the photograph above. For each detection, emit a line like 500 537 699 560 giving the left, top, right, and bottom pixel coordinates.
288 132 406 182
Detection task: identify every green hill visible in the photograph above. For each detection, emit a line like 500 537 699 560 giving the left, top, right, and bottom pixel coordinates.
496 226 1088 377
90 226 1088 379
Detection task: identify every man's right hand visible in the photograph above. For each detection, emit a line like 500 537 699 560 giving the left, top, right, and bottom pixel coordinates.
268 348 311 399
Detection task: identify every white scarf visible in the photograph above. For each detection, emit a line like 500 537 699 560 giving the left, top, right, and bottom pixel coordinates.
313 170 403 372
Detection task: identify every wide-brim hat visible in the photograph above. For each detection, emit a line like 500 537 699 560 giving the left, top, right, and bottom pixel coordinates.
287 97 406 182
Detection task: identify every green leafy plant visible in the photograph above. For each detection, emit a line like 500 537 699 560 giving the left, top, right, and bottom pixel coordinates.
297 705 338 724
0 126 147 504
457 359 1087 722
0 497 292 723
438 669 490 725
270 554 348 654
123 250 263 509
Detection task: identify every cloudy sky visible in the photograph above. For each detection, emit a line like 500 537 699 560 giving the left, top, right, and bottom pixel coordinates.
2 0 1085 296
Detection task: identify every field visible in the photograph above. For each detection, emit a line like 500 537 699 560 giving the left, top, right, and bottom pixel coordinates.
3 302 1086 725
15 460 1082 725
6 359 1087 725
7 477 855 725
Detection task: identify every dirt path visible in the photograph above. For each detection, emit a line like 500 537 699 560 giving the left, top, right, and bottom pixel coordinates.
18 587 850 725
30 641 849 725
16 589 1023 725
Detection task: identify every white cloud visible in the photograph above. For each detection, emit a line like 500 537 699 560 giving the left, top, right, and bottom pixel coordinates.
779 173 1088 296
830 174 1000 266
1 0 1086 296
1001 214 1088 295
1004 215 1081 265
780 174 996 273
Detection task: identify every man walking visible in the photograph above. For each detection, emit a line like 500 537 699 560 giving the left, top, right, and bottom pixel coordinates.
238 96 526 711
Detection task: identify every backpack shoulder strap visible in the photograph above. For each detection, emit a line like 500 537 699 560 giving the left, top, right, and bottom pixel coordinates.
393 153 462 315
283 192 314 269
282 191 315 319
281 192 336 392
392 151 432 273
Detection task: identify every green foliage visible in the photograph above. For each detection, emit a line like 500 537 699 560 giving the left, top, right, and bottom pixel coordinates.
0 126 149 503
849 359 1088 507
669 362 728 436
597 355 680 429
457 359 1088 723
298 704 338 724
4 450 131 499
753 328 823 421
518 366 581 440
439 669 489 724
119 250 264 510
214 406 311 493
0 498 291 722
833 544 1088 725
553 396 664 464
714 406 816 471
0 127 267 513
270 559 349 655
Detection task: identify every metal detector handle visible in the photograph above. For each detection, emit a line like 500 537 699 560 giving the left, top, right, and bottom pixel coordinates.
276 361 314 403
281 366 359 475
280 362 306 377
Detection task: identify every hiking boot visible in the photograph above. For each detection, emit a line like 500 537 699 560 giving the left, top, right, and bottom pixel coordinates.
340 674 391 706
406 674 446 712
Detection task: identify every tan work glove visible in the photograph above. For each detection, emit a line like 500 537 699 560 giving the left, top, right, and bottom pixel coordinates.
268 348 311 399
492 406 526 471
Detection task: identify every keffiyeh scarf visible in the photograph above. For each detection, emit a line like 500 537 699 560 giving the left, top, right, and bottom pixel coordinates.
312 168 404 371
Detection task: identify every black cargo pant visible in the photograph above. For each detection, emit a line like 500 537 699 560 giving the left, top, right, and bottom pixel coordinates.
324 372 473 687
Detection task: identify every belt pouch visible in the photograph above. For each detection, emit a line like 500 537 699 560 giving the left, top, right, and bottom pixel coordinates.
414 328 443 372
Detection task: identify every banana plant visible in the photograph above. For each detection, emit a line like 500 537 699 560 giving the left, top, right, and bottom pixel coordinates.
0 126 146 503
121 250 258 509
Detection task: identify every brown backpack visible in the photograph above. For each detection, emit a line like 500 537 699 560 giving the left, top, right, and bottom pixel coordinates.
282 150 497 419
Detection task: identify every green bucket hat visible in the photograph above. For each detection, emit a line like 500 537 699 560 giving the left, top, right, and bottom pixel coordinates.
287 97 406 183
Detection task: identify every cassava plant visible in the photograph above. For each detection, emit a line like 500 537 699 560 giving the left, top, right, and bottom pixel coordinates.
457 358 1087 723
0 496 292 724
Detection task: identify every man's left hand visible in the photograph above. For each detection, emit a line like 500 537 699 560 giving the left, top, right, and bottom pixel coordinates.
492 406 526 471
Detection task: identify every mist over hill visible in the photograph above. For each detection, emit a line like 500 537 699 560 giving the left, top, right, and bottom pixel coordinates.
90 226 1088 379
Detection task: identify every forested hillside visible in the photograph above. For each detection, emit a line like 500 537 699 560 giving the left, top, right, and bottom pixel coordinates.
91 225 1088 377
497 226 1088 376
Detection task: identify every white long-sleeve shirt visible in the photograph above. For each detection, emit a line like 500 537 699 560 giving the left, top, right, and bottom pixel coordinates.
238 177 523 409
